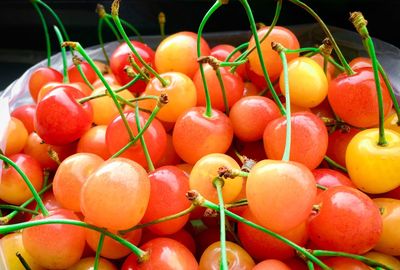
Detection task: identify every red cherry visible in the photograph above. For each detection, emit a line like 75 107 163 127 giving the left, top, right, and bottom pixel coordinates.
28 67 63 102
67 61 98 84
11 104 36 134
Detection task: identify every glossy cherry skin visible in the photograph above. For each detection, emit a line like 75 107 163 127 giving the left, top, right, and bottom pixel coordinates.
210 44 247 79
77 125 111 160
67 256 117 270
172 107 234 165
4 117 28 156
263 111 329 170
110 40 155 94
11 104 36 134
363 251 400 269
328 67 393 128
67 61 97 84
28 67 63 102
253 259 291 270
308 186 383 254
312 168 355 194
315 257 370 270
106 110 167 169
34 85 93 145
121 237 198 270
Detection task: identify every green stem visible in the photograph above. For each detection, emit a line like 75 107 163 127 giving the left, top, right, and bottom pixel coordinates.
323 155 348 173
104 15 123 42
285 47 320 54
219 60 248 67
377 63 400 124
75 60 95 90
118 16 144 43
323 55 329 75
197 0 222 118
97 18 110 65
288 0 354 75
0 205 39 216
238 0 286 115
0 219 147 260
307 261 315 270
316 184 328 191
327 56 345 73
66 42 135 140
0 155 49 217
279 49 291 162
159 12 166 40
196 195 330 270
214 178 228 270
226 42 248 62
312 250 392 269
0 184 52 224
53 25 69 83
119 205 195 235
32 2 51 67
94 233 105 270
16 252 32 270
135 102 155 172
111 1 167 87
215 68 230 115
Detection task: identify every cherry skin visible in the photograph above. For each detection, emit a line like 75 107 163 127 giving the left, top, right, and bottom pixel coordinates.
155 31 211 78
328 67 393 128
76 125 111 160
121 237 198 270
308 186 383 254
312 168 356 194
4 116 28 156
210 43 247 79
252 259 291 270
363 251 400 269
263 111 329 170
28 67 63 102
34 84 93 145
10 104 36 134
67 256 117 270
229 95 281 142
315 257 370 270
155 134 182 168
110 40 155 94
172 107 234 165
67 61 97 84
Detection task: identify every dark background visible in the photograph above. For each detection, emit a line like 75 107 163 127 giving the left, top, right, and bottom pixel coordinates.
1 0 399 91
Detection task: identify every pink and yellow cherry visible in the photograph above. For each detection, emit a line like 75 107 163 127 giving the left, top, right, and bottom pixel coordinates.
372 198 400 255
67 61 98 84
105 110 167 169
68 256 117 270
28 67 63 102
346 128 400 194
252 259 291 270
229 96 281 142
310 53 337 79
210 44 247 79
121 237 198 270
0 153 43 205
139 71 197 123
85 224 142 259
140 165 191 235
308 186 382 254
328 67 393 128
77 125 111 160
279 56 328 108
193 64 244 112
11 104 36 134
89 85 134 125
155 31 211 78
172 107 233 165
22 208 86 269
92 73 118 89
246 159 317 232
80 157 150 230
109 40 155 94
53 152 104 212
4 117 28 156
0 232 46 270
363 251 400 269
189 153 243 204
34 85 93 145
237 207 309 261
199 241 255 270
23 132 77 171
263 111 329 170
247 26 300 82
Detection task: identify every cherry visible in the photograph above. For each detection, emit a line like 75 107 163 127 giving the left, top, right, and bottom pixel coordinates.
76 125 111 160
10 104 36 134
28 67 63 102
4 117 28 156
67 61 98 84
210 44 247 79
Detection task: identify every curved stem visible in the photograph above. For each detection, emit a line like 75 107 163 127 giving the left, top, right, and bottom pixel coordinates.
377 63 400 125
32 2 52 67
197 0 222 118
0 219 147 260
0 155 48 217
94 233 105 269
0 205 39 216
215 68 230 115
74 58 95 90
226 42 248 62
97 18 110 65
288 0 354 75
238 0 285 115
135 102 155 172
53 25 69 83
214 178 228 270
118 16 144 43
104 15 123 42
323 156 348 173
278 49 291 162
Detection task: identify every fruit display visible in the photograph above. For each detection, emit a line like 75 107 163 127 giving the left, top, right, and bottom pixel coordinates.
2 0 400 269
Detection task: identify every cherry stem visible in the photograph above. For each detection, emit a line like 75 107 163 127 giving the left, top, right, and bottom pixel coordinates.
377 64 400 124
225 199 248 209
64 41 135 140
350 12 387 146
197 0 222 118
53 25 69 83
188 191 331 270
0 205 39 216
0 184 52 225
323 155 348 173
159 12 166 40
275 44 292 162
238 0 286 115
31 1 51 67
16 252 32 270
0 219 148 260
0 155 49 217
111 0 168 87
213 178 229 270
105 14 144 43
312 250 392 269
134 102 155 172
307 261 315 270
97 18 111 64
226 42 248 62
316 184 327 190
73 56 95 90
231 0 282 74
94 233 105 269
119 204 196 235
215 68 230 115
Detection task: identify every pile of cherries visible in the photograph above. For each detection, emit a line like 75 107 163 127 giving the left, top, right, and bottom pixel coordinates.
2 0 400 269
